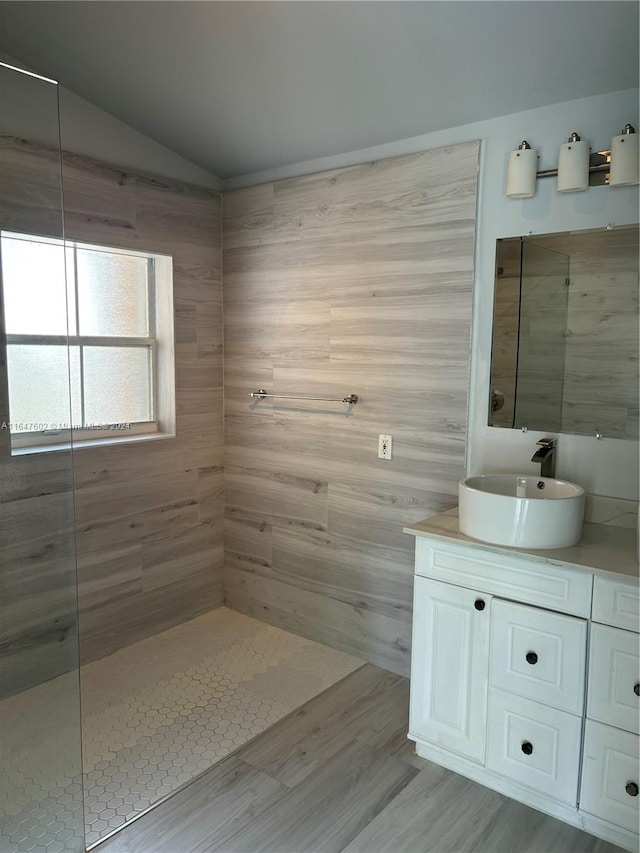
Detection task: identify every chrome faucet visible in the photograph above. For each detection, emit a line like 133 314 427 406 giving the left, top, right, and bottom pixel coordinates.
531 438 557 478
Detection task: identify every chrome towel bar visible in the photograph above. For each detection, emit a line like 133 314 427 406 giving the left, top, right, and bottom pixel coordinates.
248 389 358 405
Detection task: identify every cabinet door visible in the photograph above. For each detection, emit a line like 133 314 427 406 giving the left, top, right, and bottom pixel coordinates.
409 576 491 764
587 623 640 734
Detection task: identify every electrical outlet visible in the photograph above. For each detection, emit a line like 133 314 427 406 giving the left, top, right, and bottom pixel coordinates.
378 434 392 460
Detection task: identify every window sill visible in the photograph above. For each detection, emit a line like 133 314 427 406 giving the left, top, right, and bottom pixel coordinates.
11 430 176 456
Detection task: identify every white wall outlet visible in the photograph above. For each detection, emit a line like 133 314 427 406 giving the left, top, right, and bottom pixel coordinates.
378 434 392 460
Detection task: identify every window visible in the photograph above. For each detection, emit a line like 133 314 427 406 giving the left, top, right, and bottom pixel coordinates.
1 231 175 452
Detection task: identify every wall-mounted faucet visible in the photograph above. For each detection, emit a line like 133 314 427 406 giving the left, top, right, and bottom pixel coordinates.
531 438 557 478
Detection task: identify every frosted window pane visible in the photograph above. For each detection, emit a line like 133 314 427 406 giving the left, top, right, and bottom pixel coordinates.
83 347 152 425
1 235 75 335
6 345 81 433
77 250 149 337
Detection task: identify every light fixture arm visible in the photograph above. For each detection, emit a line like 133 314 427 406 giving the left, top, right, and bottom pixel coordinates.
536 151 610 181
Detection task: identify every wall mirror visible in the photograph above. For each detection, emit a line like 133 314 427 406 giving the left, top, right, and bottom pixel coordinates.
489 224 639 440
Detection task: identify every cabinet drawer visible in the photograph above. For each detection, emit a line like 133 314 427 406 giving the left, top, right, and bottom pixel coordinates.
580 719 639 834
490 599 587 715
592 575 639 633
588 623 640 734
415 538 592 617
486 689 582 805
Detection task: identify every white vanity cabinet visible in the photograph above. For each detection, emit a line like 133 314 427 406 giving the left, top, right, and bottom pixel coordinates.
408 531 640 853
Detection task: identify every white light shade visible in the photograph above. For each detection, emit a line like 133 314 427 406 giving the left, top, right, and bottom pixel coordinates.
506 147 538 198
557 139 590 192
610 131 639 186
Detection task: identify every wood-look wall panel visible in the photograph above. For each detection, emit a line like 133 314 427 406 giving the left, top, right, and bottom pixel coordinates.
269 364 470 435
224 570 412 675
222 184 276 250
73 470 199 528
225 466 329 531
1 136 223 689
141 523 222 592
78 572 220 664
270 148 479 242
225 429 463 511
177 388 221 416
0 137 65 238
225 375 275 419
327 482 438 553
198 466 225 523
70 439 214 488
223 230 474 281
174 299 199 345
76 498 201 558
197 300 224 359
76 546 142 610
223 141 479 674
270 526 413 621
223 216 475 302
171 259 222 302
330 292 473 365
58 155 137 232
225 514 273 567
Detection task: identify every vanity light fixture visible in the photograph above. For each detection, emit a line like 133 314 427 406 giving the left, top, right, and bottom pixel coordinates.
506 140 539 198
506 123 639 198
609 124 639 187
557 132 590 192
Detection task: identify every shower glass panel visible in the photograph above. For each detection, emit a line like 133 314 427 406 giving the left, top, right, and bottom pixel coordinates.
0 63 85 851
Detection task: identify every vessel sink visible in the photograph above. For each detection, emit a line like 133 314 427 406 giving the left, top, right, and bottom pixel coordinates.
458 474 585 549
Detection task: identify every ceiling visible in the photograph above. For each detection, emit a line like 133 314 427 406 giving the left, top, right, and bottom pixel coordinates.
0 1 638 180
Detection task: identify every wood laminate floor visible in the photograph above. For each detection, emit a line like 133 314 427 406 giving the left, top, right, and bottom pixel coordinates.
98 665 625 853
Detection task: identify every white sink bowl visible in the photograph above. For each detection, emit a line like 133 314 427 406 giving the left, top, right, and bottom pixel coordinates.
458 474 585 549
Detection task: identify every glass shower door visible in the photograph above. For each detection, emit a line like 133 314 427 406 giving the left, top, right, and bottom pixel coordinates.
0 62 85 852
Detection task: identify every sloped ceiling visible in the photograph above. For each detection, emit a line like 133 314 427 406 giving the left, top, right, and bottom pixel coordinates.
0 1 638 179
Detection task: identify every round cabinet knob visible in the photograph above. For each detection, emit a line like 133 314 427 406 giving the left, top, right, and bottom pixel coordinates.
474 599 486 611
625 782 639 797
521 741 534 756
634 683 639 697
525 651 538 665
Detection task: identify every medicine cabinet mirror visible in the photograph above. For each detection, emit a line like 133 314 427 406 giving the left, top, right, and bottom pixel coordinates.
489 225 639 439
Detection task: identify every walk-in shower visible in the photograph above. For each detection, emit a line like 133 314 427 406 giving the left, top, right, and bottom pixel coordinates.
0 61 362 853
0 61 85 852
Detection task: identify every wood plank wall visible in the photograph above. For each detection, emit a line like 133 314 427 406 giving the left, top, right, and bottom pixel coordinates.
222 142 480 676
0 136 224 693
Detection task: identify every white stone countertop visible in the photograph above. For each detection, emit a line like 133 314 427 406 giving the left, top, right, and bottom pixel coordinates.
404 507 639 582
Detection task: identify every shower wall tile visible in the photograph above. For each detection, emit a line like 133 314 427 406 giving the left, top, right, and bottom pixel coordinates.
0 459 80 698
222 141 479 676
0 137 66 239
0 136 223 688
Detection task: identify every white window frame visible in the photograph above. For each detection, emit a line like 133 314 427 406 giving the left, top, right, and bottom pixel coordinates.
2 232 175 454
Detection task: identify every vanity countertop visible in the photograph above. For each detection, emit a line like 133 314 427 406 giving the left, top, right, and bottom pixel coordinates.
404 508 639 582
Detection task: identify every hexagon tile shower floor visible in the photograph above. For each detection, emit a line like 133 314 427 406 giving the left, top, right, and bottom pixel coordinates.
1 607 363 850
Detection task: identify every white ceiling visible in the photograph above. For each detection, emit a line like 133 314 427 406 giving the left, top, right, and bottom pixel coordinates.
0 1 638 180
